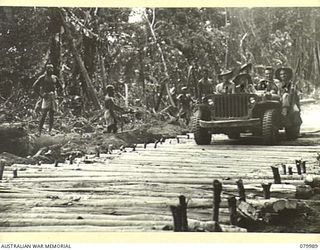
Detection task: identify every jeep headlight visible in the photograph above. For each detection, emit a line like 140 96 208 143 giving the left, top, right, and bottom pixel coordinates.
249 97 256 104
207 98 214 106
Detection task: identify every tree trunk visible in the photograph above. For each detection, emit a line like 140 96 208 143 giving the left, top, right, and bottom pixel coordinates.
144 9 176 108
59 9 100 109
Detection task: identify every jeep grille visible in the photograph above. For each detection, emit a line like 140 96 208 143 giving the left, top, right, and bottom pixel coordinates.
211 94 252 119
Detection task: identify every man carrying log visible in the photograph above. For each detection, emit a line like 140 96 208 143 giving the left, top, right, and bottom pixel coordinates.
32 64 63 136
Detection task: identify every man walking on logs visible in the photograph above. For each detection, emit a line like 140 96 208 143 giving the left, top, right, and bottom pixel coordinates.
104 85 127 133
32 64 63 136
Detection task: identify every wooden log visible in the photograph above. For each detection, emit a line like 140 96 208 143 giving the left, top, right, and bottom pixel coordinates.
237 200 260 222
188 221 223 232
305 175 320 188
271 166 281 184
296 185 313 199
244 198 299 213
236 179 246 201
213 180 222 222
0 160 5 180
227 196 237 226
261 183 272 199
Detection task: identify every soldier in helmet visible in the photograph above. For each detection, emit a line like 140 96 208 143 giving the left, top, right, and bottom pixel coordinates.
104 85 127 133
177 86 193 125
32 64 63 136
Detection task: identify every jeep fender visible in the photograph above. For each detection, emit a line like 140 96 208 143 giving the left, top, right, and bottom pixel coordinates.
194 104 211 121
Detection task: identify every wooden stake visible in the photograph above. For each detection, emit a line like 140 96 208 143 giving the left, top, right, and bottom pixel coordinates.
261 183 272 199
69 155 73 165
227 196 237 226
170 205 179 232
95 146 100 157
144 142 147 149
179 195 188 232
296 160 302 175
288 166 293 175
176 137 180 144
132 144 136 152
54 160 59 167
213 180 222 222
236 179 246 202
302 161 307 174
0 160 5 180
282 164 287 175
271 166 281 184
13 169 18 178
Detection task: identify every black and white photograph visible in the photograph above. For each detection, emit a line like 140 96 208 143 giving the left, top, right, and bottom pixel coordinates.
0 5 320 238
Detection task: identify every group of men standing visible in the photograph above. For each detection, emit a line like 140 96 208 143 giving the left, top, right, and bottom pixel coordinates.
32 64 127 136
32 62 301 135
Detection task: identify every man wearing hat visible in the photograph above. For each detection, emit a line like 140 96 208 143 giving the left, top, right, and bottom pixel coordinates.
32 64 63 136
177 86 193 125
275 67 301 116
215 70 235 94
104 85 126 133
256 67 279 93
233 73 256 94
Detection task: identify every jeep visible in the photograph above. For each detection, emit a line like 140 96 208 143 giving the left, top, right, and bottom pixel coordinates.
191 92 302 145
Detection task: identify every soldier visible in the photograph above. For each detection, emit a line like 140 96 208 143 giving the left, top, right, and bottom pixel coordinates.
198 69 214 99
177 86 193 125
256 66 279 93
32 64 63 136
215 70 235 94
233 73 256 94
275 67 301 117
104 85 127 133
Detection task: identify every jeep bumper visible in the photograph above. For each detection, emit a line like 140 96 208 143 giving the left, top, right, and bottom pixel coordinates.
199 118 261 128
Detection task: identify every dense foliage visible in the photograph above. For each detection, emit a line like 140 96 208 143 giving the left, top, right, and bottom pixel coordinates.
0 7 320 113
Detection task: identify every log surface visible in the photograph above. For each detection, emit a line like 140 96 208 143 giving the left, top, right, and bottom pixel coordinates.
0 135 319 232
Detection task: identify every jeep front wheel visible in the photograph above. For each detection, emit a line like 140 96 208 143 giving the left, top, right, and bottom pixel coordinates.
262 109 279 145
192 112 211 145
